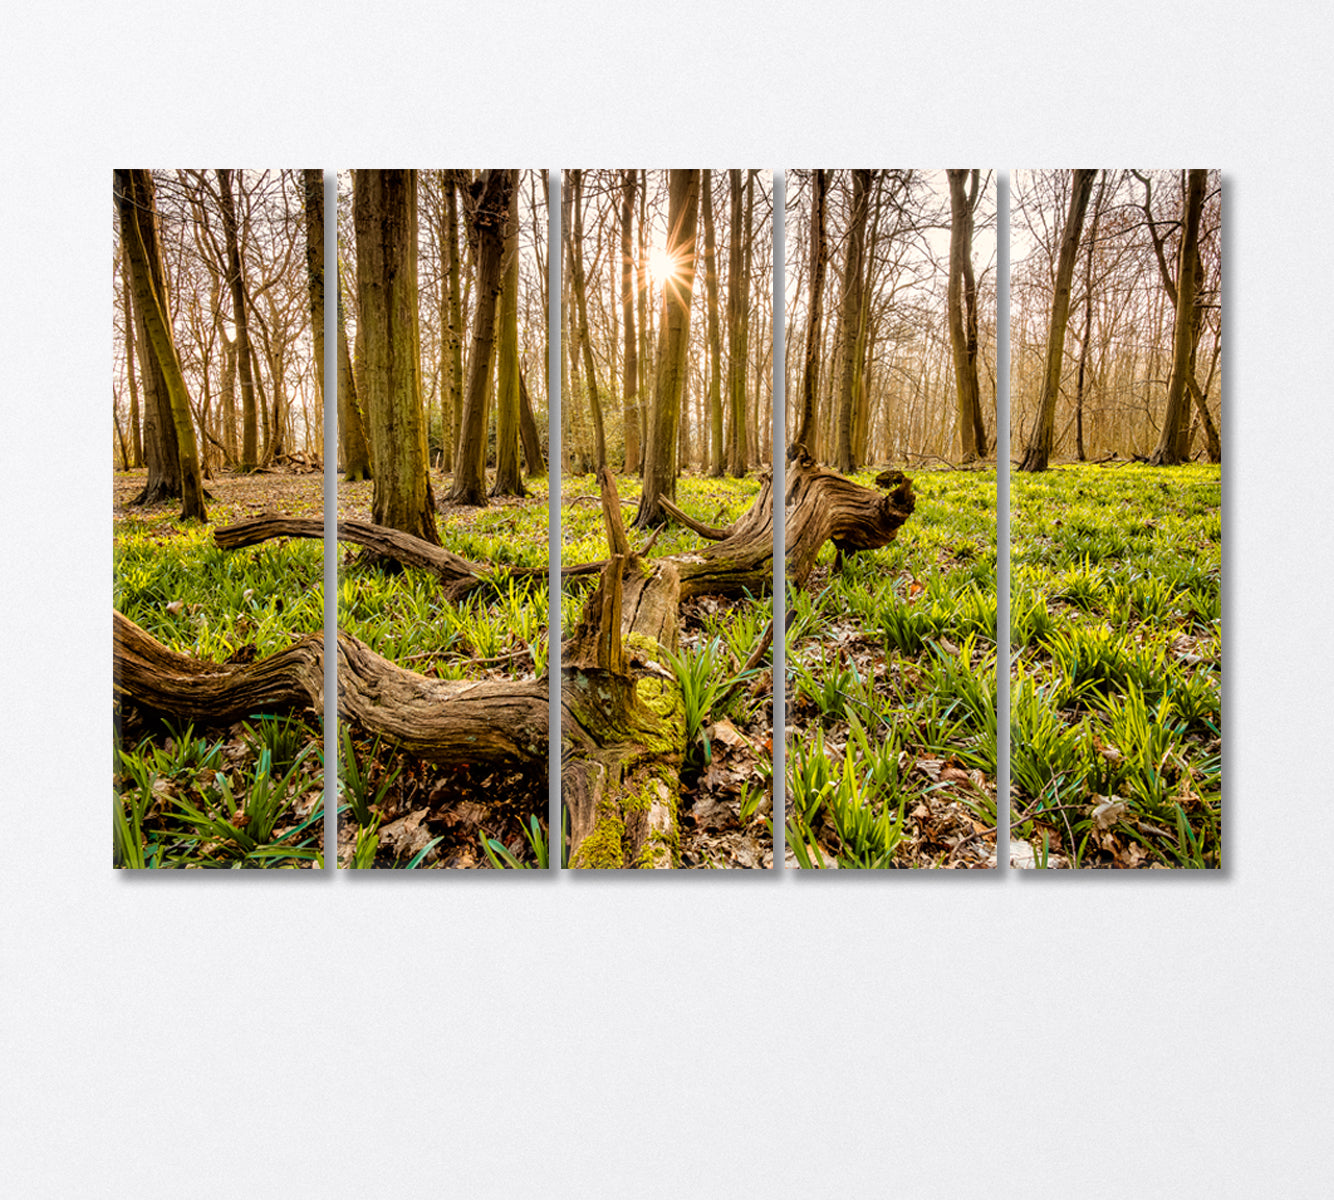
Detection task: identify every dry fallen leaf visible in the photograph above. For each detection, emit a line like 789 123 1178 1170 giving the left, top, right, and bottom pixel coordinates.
1091 796 1129 831
710 718 748 749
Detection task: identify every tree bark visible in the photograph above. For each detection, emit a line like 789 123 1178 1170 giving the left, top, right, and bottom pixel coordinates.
620 170 640 475
518 371 546 476
834 169 872 472
1149 169 1208 466
448 170 513 506
216 169 259 472
121 174 180 504
567 169 607 472
1072 170 1107 462
119 241 144 468
302 170 326 439
946 169 986 463
114 611 548 766
794 170 828 458
491 175 525 497
636 170 700 527
1018 169 1096 473
353 170 438 538
336 270 373 481
115 169 207 521
702 170 724 478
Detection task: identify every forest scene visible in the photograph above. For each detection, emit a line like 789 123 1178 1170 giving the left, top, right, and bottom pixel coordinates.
1009 169 1222 869
559 169 776 869
333 169 551 869
784 169 1000 869
112 169 327 868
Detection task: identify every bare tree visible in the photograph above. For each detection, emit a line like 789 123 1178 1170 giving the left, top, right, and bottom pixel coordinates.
793 169 828 457
115 169 207 520
946 168 987 462
353 170 439 539
636 169 700 527
1018 169 1096 473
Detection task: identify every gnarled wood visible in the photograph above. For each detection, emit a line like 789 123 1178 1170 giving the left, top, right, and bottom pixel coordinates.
114 611 548 767
215 517 490 600
658 496 734 541
561 489 684 869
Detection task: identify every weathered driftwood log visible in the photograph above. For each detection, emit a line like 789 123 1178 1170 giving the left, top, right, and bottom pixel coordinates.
785 445 915 584
120 453 914 868
215 517 492 600
113 611 548 766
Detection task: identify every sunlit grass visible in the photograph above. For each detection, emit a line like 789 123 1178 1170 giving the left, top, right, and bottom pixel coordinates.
786 467 999 868
1010 463 1221 868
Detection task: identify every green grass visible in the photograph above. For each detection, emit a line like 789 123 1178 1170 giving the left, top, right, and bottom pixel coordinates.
336 484 551 868
113 716 325 869
785 467 999 868
1010 463 1221 868
114 492 326 870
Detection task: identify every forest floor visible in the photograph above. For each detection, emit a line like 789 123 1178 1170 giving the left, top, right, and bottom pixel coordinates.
1009 462 1221 868
113 467 326 868
562 472 775 869
335 475 551 869
785 466 999 869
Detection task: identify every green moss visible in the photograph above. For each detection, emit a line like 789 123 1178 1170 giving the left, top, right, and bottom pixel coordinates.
569 801 625 869
624 631 665 661
637 676 684 725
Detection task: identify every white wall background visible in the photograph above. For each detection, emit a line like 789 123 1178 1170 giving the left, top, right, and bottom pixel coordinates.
1 3 1330 1196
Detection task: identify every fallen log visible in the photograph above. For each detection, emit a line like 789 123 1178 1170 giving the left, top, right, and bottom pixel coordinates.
114 611 549 767
120 452 914 869
216 516 493 600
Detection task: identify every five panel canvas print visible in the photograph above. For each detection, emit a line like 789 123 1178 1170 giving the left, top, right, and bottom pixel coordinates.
112 167 1220 872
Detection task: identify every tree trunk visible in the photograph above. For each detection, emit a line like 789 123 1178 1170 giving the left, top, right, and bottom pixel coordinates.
567 170 607 473
114 611 548 766
119 241 144 468
491 175 525 497
115 169 207 521
946 169 986 463
834 169 872 472
518 371 546 476
448 170 514 505
1018 169 1096 473
620 170 640 475
1150 169 1208 467
302 170 326 442
702 170 725 478
444 171 465 475
637 170 650 476
1073 171 1107 463
353 170 439 540
122 175 181 504
216 169 259 472
794 170 828 458
337 271 373 481
636 170 700 527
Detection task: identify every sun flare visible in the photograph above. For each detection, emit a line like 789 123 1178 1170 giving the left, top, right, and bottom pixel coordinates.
649 243 677 284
